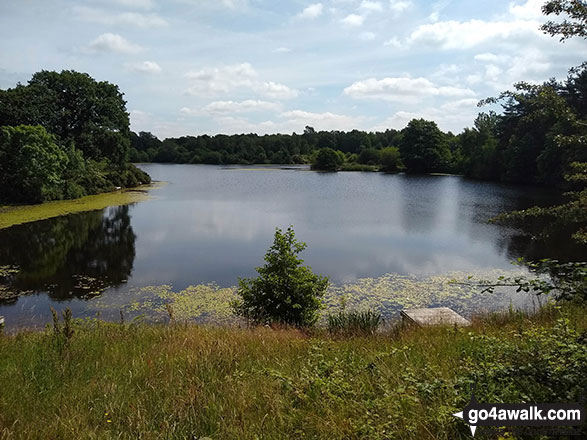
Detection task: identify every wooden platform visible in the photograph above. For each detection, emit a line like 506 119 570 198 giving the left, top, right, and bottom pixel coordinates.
400 307 470 327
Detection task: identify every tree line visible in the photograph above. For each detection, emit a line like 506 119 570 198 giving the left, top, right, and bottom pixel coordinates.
0 70 150 204
129 64 586 188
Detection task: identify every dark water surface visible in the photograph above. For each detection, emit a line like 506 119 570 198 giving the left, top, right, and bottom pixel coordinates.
0 164 583 329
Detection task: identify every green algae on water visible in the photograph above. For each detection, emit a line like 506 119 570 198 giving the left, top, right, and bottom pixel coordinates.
93 269 541 325
0 182 165 230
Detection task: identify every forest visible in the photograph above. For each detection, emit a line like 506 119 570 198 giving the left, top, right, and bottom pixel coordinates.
130 64 587 188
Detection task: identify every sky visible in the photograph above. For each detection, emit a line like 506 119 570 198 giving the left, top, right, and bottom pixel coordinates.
0 0 585 139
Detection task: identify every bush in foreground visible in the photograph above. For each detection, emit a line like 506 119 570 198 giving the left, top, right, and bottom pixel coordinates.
233 226 329 326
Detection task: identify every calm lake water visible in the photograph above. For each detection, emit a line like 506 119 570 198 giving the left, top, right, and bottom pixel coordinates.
0 164 583 329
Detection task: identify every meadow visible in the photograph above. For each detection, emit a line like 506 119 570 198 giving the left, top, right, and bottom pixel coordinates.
0 303 585 439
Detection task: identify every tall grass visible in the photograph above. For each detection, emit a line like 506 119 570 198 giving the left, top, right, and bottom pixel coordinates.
327 310 383 336
0 304 585 439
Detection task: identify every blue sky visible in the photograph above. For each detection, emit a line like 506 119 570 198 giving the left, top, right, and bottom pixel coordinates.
0 0 585 138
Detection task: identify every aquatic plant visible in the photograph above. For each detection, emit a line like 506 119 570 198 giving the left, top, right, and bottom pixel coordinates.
326 310 383 336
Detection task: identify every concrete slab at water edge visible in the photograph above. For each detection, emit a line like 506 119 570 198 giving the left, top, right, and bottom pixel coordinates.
400 307 470 327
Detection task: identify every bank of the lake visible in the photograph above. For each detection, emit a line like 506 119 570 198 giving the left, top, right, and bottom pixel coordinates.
0 182 164 230
0 303 585 439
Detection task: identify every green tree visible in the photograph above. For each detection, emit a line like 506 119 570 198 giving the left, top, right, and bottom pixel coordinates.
399 119 450 173
233 227 329 326
0 70 131 164
311 147 343 171
0 125 68 203
541 0 587 40
458 112 500 180
357 148 381 165
480 78 586 185
379 147 402 172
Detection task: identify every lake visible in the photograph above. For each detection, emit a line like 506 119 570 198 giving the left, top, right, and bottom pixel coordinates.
0 164 583 330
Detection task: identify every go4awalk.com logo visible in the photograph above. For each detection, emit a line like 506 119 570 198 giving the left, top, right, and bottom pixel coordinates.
452 386 585 437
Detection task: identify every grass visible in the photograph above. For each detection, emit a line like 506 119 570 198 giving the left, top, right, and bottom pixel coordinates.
0 182 164 230
327 310 383 336
0 303 585 439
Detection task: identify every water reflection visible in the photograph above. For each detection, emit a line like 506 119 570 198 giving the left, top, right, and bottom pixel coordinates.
0 205 135 303
0 165 585 329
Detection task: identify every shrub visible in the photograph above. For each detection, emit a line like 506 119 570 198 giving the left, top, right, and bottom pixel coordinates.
380 146 402 172
232 226 329 327
339 163 377 172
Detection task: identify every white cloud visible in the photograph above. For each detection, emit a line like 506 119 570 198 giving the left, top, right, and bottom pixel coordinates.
472 49 551 90
258 81 299 99
111 0 155 9
389 0 412 14
360 1 383 12
408 19 541 49
474 53 505 63
372 98 481 133
218 0 249 8
74 7 168 28
279 110 362 131
359 31 376 41
344 76 475 102
341 14 365 26
185 63 257 94
184 63 298 99
185 100 282 115
466 74 483 85
274 47 292 53
88 33 143 54
298 3 323 19
125 61 162 73
383 37 402 48
130 109 188 139
509 0 544 19
210 116 277 134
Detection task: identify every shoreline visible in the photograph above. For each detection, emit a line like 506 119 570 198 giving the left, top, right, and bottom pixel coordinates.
0 182 165 230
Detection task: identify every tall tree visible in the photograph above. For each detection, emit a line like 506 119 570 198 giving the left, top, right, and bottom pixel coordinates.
0 70 131 165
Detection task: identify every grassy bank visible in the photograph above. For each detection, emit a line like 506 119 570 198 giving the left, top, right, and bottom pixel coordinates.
0 304 585 439
0 182 164 230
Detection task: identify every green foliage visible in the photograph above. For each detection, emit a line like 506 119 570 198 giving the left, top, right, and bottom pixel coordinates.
0 70 150 204
339 163 377 172
50 307 74 351
541 0 587 40
379 146 402 172
457 112 500 180
463 317 587 405
233 226 329 326
357 148 381 165
458 259 587 303
492 161 587 243
311 147 343 171
0 304 584 439
0 125 68 203
327 310 383 336
399 119 451 173
0 71 130 162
